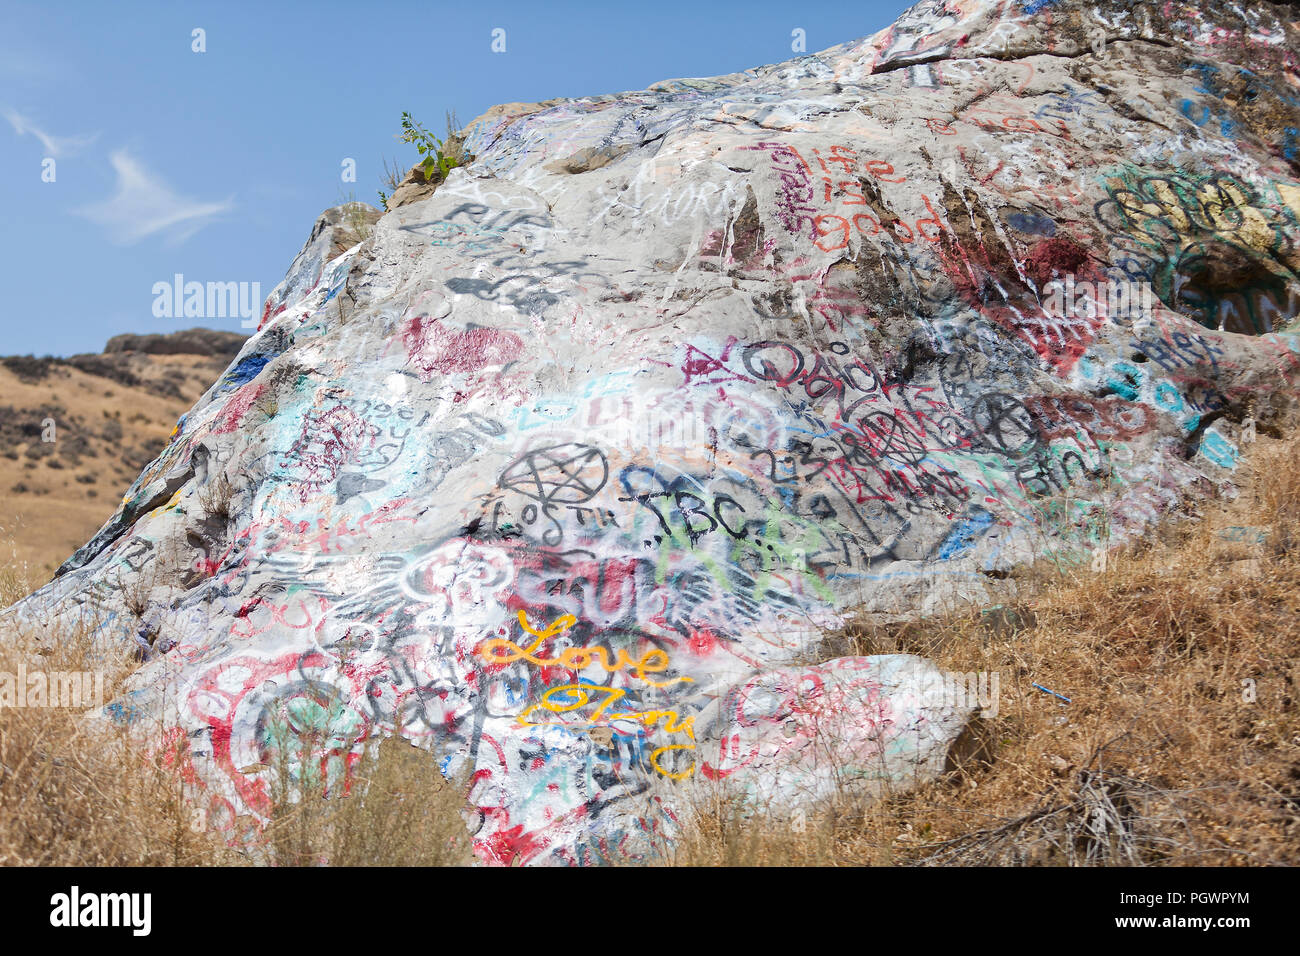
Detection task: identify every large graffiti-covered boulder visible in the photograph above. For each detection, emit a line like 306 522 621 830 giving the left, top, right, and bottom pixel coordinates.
8 0 1300 863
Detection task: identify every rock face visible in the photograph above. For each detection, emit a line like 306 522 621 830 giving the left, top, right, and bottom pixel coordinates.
8 0 1300 863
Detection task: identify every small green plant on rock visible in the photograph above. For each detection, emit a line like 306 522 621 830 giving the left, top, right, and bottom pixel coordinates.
379 111 471 208
401 110 460 182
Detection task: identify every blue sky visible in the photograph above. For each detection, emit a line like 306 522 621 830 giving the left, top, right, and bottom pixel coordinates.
1 0 914 357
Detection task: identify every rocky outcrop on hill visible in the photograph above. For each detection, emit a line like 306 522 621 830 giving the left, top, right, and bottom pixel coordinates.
104 328 247 358
4 329 247 398
8 0 1300 864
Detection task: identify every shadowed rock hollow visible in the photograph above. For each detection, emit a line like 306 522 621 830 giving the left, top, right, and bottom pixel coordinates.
8 0 1300 864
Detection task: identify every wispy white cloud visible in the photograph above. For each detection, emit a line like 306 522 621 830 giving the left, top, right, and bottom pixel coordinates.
3 108 97 158
76 149 234 245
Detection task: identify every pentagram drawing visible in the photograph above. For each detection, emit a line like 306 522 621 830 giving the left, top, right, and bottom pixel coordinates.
498 443 608 504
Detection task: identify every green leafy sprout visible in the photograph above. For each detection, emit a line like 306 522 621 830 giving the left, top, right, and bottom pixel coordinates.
402 111 460 183
379 112 468 209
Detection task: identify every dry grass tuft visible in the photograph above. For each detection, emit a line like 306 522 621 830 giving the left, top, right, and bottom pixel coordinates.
0 583 231 865
257 733 474 867
0 571 474 867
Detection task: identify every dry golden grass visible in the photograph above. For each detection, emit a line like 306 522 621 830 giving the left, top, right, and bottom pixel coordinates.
258 734 473 867
0 577 232 866
0 569 473 867
664 437 1300 866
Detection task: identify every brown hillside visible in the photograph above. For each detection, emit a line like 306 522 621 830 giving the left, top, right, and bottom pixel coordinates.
0 331 243 583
